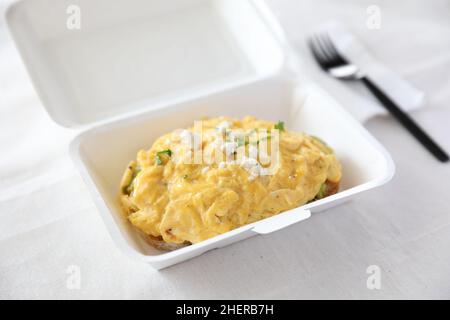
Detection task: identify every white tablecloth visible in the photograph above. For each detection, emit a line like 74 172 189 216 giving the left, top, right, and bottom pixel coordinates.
1 0 450 299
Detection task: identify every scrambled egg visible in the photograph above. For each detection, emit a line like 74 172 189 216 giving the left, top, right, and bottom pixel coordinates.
120 116 341 245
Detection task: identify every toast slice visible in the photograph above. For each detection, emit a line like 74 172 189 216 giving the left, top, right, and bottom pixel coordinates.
146 235 190 251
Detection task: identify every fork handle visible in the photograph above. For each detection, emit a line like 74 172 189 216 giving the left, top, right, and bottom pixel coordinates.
361 77 449 162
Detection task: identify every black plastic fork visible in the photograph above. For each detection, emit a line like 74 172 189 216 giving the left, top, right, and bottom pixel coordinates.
308 33 449 162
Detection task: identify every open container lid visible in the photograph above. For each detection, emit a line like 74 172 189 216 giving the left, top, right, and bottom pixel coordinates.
6 0 288 128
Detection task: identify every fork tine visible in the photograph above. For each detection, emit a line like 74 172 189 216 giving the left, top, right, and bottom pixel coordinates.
322 33 347 64
316 35 335 63
308 36 328 69
310 32 348 69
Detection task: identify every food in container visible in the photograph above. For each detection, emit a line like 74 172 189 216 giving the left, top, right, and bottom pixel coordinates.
119 116 342 250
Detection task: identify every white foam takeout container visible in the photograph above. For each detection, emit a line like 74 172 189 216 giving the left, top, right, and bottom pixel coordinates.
6 0 395 269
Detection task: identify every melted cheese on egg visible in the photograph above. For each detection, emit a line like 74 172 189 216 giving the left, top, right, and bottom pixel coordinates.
120 116 342 245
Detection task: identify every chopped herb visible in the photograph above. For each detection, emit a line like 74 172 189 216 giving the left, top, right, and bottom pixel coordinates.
183 174 189 179
124 166 141 195
123 184 132 195
155 149 173 165
274 121 285 132
315 183 328 199
159 149 173 157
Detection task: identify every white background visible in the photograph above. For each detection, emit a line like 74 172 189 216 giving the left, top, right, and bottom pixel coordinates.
1 0 450 299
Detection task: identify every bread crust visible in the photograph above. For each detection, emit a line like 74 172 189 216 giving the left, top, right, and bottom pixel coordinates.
146 235 190 251
324 180 339 197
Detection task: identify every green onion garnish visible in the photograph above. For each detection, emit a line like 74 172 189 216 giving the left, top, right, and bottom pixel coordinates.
274 121 285 132
155 149 173 165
